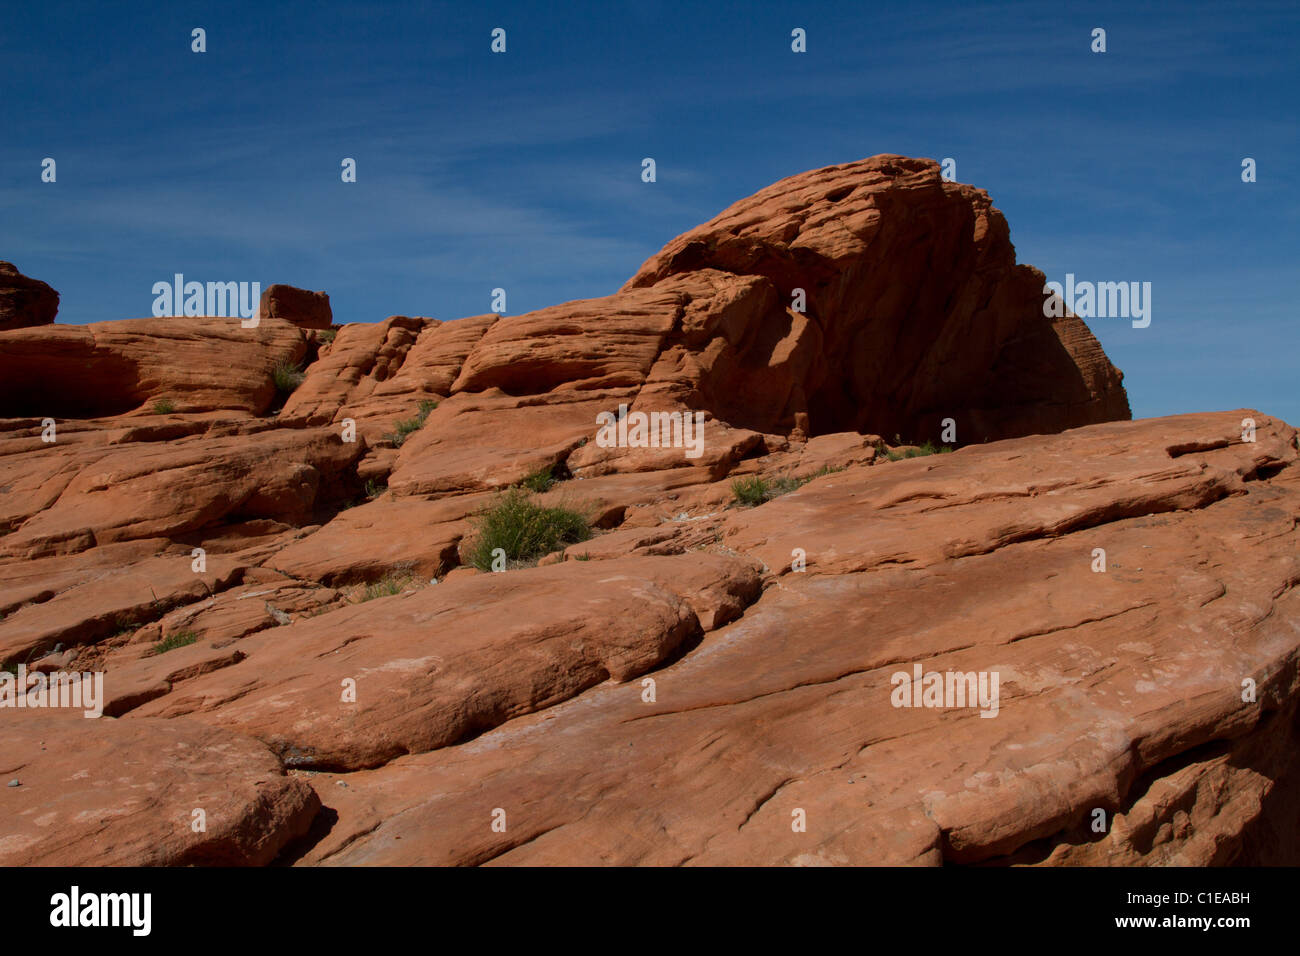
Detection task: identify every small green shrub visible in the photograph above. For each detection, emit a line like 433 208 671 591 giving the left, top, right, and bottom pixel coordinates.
317 328 337 344
357 573 411 602
152 398 176 415
272 360 305 393
466 488 591 570
149 631 198 656
518 464 558 494
386 398 438 447
731 475 769 506
885 440 953 461
804 464 845 480
730 472 812 507
388 418 422 447
364 477 387 500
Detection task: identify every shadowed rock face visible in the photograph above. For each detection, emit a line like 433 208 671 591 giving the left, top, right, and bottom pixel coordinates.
622 156 1131 442
1 157 1294 867
0 261 59 331
260 283 333 330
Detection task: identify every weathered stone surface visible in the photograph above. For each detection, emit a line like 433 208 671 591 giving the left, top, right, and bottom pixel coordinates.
131 553 763 771
0 315 306 417
452 289 682 394
293 411 1300 866
279 314 498 488
719 412 1296 577
0 544 247 665
0 711 319 865
265 492 490 584
387 388 627 495
281 315 432 430
624 156 1130 441
0 426 363 559
0 261 59 331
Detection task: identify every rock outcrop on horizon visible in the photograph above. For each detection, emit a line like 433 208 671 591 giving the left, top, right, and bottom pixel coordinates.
621 156 1130 442
260 283 333 330
0 261 59 332
2 156 1296 867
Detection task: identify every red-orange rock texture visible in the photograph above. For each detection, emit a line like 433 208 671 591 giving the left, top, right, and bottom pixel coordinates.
2 156 1296 867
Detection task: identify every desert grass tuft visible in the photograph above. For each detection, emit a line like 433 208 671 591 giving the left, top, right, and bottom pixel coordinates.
466 488 591 570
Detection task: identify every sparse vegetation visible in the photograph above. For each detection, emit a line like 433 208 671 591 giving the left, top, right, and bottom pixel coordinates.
805 464 846 480
518 464 559 494
357 572 411 602
466 487 592 570
152 398 175 415
148 631 198 656
386 398 439 447
389 417 422 446
112 615 139 637
731 465 844 507
884 440 952 462
731 475 773 506
272 359 305 393
339 477 387 510
317 328 337 344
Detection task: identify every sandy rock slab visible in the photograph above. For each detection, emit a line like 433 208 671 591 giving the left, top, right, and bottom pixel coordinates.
265 491 493 584
720 410 1297 576
0 544 248 666
0 315 306 418
130 553 763 771
0 710 318 866
288 419 1299 866
0 426 363 560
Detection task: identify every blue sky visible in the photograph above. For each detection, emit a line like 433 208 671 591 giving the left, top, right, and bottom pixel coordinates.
2 0 1296 422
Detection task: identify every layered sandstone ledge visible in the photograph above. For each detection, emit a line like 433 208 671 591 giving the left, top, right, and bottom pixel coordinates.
2 156 1295 866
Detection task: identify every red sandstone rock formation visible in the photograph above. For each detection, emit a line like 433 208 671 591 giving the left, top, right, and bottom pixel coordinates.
0 315 306 418
259 283 333 330
0 261 59 331
1 157 1295 867
623 156 1131 442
